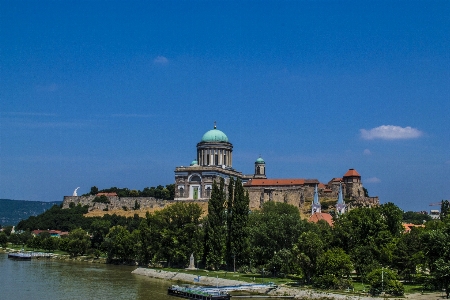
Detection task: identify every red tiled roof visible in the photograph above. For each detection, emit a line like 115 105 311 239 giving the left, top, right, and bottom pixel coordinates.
343 169 361 177
244 179 306 186
331 177 342 182
308 213 333 226
318 183 326 189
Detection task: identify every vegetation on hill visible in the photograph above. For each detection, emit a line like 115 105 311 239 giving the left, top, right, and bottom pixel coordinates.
83 184 175 199
0 199 61 226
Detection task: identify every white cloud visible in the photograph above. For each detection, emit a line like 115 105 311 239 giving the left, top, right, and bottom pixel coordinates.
363 149 371 155
153 56 169 65
365 177 381 183
360 125 423 140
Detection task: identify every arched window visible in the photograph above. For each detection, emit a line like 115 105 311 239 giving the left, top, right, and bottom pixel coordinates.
190 175 201 182
179 187 184 197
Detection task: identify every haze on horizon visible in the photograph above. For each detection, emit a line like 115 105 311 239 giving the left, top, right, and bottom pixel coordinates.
1 1 449 212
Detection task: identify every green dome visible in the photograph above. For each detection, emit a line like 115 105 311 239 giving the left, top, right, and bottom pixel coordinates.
190 159 198 166
255 157 265 164
201 128 229 142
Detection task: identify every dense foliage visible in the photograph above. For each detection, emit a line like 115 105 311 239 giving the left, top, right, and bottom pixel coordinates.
4 196 450 297
85 184 175 200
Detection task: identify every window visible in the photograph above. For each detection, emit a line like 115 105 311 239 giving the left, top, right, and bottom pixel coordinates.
206 187 211 198
190 175 201 182
179 187 184 197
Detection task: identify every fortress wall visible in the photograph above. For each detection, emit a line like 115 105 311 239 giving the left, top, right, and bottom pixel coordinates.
247 186 316 210
62 196 201 212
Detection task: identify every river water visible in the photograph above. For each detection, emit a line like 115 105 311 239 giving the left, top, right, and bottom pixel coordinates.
1 253 293 300
1 253 173 300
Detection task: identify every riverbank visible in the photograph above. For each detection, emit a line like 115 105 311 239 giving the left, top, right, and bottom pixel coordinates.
1 247 107 263
132 268 369 299
132 268 445 300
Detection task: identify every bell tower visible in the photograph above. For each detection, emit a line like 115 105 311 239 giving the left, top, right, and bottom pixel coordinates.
253 156 266 179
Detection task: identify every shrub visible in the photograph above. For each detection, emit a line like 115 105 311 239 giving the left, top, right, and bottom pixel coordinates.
367 268 404 296
93 195 110 204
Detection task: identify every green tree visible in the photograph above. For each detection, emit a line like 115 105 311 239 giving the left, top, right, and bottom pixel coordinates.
391 228 425 282
104 225 134 263
248 201 307 268
153 202 203 267
8 233 20 246
27 236 41 250
166 184 175 200
133 218 158 265
379 202 404 237
42 237 59 252
90 186 99 195
403 211 431 224
265 248 293 277
313 248 353 290
333 207 395 276
441 200 450 221
90 219 111 250
422 222 450 298
367 268 404 296
204 178 226 269
229 178 250 269
225 177 234 269
433 258 450 299
0 232 8 247
292 231 325 283
317 247 353 278
67 228 91 257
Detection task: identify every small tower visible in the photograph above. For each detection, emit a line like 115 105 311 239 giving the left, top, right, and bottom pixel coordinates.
311 184 321 214
253 156 267 179
336 182 346 215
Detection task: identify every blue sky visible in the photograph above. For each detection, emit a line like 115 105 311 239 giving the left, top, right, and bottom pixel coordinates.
1 1 449 212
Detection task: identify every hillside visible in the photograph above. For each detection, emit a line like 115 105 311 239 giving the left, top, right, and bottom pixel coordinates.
0 199 61 226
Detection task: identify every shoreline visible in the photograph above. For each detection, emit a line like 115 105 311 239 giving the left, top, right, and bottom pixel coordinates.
132 268 445 300
1 248 108 264
132 267 375 299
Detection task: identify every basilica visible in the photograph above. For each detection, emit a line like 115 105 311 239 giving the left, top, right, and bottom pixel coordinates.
174 125 379 212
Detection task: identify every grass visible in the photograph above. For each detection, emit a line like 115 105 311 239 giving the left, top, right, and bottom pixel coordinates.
160 268 439 298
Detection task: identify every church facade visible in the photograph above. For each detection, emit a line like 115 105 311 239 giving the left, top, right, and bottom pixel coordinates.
174 125 379 212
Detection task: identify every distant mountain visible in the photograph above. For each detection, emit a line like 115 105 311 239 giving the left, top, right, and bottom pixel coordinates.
0 199 62 227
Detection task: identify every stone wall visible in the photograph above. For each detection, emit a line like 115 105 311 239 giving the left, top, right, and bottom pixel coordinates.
62 195 205 212
247 186 316 210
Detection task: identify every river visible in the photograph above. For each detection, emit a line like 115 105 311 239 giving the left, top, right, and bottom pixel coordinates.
1 253 173 300
1 253 297 300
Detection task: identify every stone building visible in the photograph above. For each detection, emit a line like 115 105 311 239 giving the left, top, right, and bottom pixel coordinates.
174 124 253 201
174 125 379 211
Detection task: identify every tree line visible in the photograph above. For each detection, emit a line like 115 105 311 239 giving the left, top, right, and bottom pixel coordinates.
84 184 175 200
2 187 450 297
